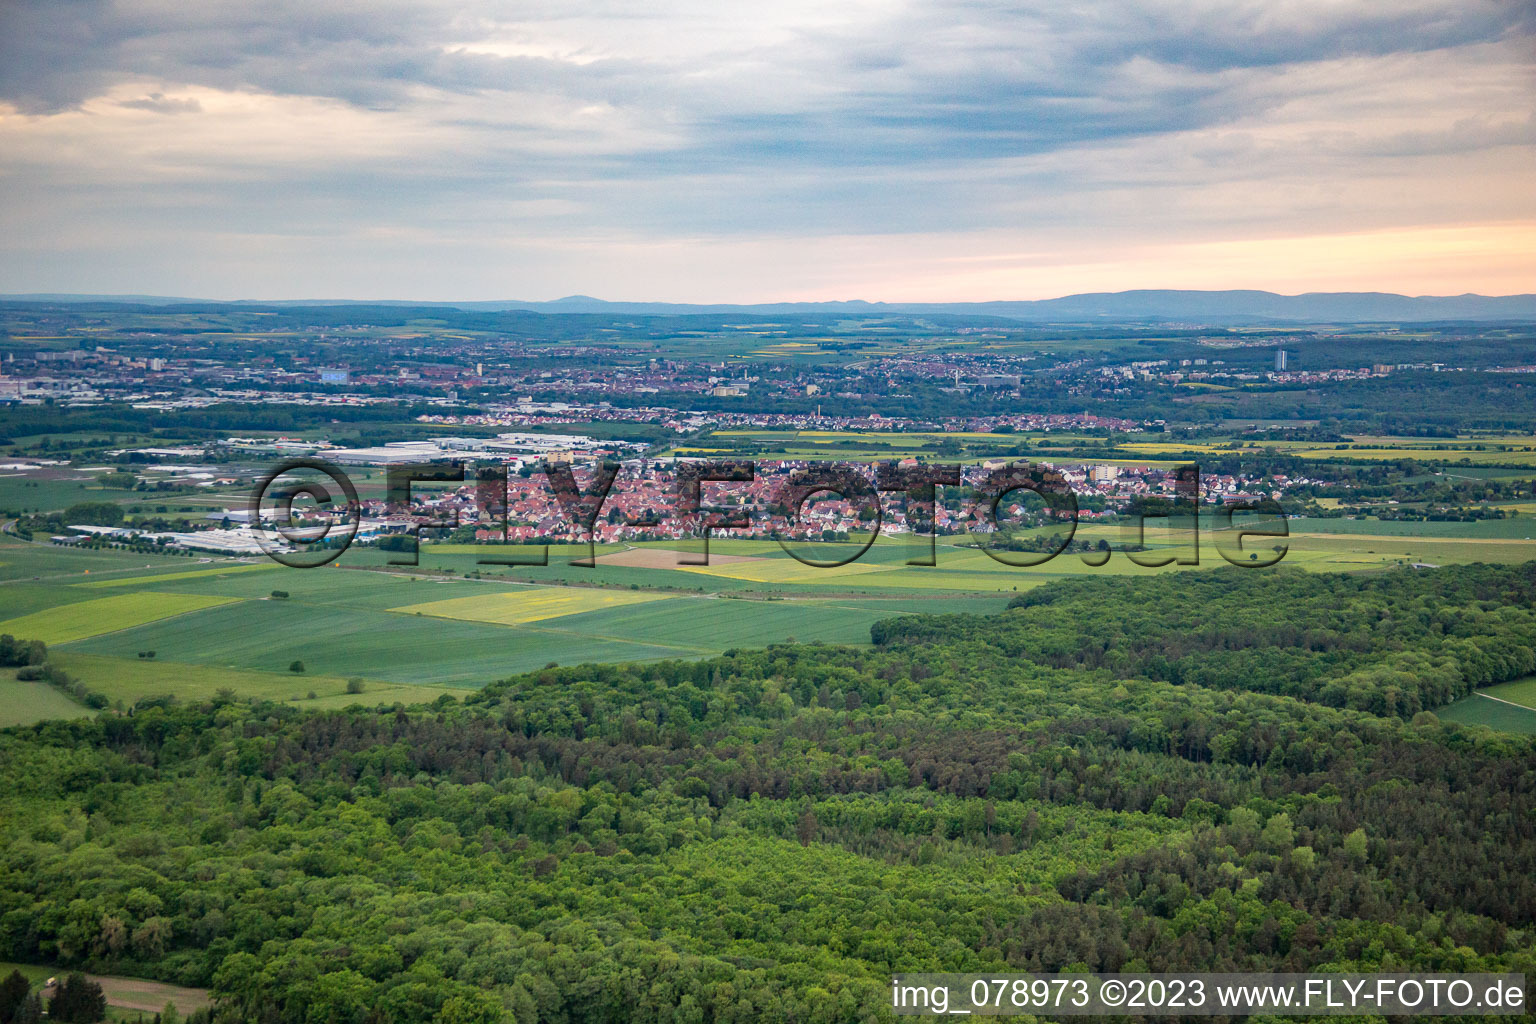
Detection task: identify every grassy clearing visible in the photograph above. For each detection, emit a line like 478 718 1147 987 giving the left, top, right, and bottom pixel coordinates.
0 675 94 726
0 473 145 513
0 962 210 1017
1283 532 1536 569
1481 676 1536 710
390 586 668 625
51 653 462 708
0 962 52 987
0 591 240 644
1437 694 1536 735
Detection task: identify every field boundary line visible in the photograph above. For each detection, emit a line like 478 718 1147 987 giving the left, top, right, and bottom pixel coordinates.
1477 692 1536 712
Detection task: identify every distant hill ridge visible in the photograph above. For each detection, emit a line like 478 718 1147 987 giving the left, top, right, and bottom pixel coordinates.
4 289 1535 323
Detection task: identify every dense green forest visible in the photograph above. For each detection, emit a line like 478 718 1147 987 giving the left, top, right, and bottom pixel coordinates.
878 564 1536 716
1 564 1533 1023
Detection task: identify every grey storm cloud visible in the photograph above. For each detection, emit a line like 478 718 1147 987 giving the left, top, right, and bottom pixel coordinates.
0 0 624 112
1 0 1531 160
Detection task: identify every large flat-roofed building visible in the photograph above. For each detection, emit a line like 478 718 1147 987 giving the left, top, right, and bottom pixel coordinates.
158 528 274 555
324 432 626 466
327 441 455 465
491 431 599 450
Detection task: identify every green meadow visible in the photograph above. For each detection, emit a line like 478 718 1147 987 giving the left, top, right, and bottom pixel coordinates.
0 534 193 581
0 590 238 645
0 470 146 515
1436 693 1536 735
0 497 1530 722
1481 675 1536 710
55 576 1006 687
50 653 465 708
0 542 1018 703
0 675 97 727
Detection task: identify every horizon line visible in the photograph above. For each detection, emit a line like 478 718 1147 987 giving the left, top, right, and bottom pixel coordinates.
4 287 1536 306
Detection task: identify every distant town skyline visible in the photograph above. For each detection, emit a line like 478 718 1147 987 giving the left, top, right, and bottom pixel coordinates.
1 0 1532 301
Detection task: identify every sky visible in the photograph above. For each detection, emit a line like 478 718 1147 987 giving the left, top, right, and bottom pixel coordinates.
0 0 1532 302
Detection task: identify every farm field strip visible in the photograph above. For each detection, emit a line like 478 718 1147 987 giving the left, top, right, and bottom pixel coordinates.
0 677 95 727
75 562 279 588
1292 447 1536 465
390 587 670 625
1481 676 1536 710
0 591 240 644
1288 517 1536 538
674 556 897 585
1437 693 1536 735
528 595 895 649
42 582 994 688
51 653 464 707
353 529 1533 592
60 600 710 685
0 541 191 581
126 564 433 604
0 583 105 619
